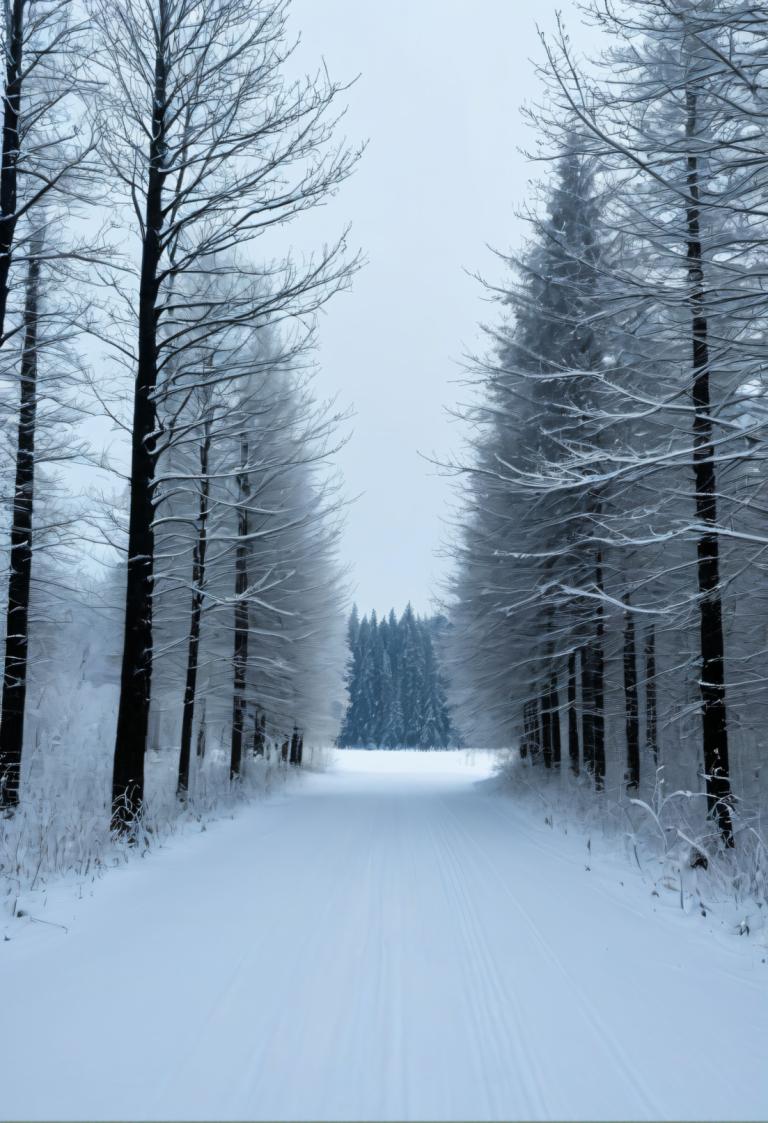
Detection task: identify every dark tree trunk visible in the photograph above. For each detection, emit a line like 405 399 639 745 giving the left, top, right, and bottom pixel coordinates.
230 435 250 781
567 650 580 776
685 88 733 845
253 711 266 757
580 645 594 777
0 0 23 347
592 552 606 790
519 703 529 759
177 422 211 799
280 738 289 763
645 625 658 764
195 698 207 760
297 734 304 765
289 725 299 765
521 698 541 761
623 594 640 792
549 669 561 769
111 28 168 832
540 684 553 769
0 244 40 808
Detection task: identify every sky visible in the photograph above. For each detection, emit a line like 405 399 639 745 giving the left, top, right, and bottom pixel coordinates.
282 0 591 619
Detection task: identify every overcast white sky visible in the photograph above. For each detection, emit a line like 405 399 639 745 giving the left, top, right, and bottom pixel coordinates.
285 0 592 618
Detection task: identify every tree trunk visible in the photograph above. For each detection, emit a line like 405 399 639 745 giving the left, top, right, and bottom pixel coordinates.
0 242 41 808
567 650 580 776
289 725 299 765
297 734 304 765
645 625 658 764
623 594 640 791
519 704 529 759
685 87 733 845
0 0 23 347
230 434 250 781
111 29 168 832
195 699 207 761
592 552 606 790
549 668 561 769
520 700 530 759
522 698 541 761
580 645 594 776
540 683 553 769
177 422 211 798
253 711 266 757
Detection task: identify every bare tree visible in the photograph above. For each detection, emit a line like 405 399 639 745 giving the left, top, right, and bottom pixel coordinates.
0 213 92 808
534 0 755 841
229 429 250 781
0 0 97 807
175 404 210 798
0 229 41 805
91 0 360 831
623 593 640 791
0 0 93 347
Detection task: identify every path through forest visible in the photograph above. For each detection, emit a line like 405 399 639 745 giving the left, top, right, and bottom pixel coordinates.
2 750 766 1121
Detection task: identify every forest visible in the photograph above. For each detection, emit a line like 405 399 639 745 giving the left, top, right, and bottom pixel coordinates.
0 0 358 890
1 2 767 1120
0 0 765 903
443 0 768 873
338 606 456 749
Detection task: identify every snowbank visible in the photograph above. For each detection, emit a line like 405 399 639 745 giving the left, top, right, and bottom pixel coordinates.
491 750 768 947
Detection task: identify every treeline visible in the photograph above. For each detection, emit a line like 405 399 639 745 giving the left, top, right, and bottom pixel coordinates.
0 0 357 835
445 0 768 850
339 606 456 748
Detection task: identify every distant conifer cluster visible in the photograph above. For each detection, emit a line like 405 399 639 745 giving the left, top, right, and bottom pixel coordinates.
338 606 458 748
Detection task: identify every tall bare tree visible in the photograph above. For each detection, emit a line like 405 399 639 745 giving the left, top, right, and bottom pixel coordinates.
0 229 42 805
0 0 96 807
0 0 93 347
91 0 359 831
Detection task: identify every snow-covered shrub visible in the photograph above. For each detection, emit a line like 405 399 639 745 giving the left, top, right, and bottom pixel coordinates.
0 594 300 916
492 752 768 939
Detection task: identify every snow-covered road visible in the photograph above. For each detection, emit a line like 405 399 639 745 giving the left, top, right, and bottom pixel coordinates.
2 750 766 1121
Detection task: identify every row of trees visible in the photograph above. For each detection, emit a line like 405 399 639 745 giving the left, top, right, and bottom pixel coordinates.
0 0 356 830
445 0 768 848
339 605 456 748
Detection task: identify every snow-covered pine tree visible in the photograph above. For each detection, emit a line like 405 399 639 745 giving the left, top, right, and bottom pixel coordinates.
445 136 613 782
338 607 455 748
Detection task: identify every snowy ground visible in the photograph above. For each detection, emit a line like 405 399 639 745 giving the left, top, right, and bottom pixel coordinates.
2 749 766 1122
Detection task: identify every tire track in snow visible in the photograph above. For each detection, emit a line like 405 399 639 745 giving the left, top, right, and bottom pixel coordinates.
331 795 408 1118
239 799 391 1116
481 796 660 926
437 791 665 1121
5 752 763 1122
484 798 768 996
426 801 550 1120
153 796 385 1119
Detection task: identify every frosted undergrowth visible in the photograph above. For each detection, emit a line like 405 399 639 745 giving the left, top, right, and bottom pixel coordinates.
0 677 308 918
493 751 768 944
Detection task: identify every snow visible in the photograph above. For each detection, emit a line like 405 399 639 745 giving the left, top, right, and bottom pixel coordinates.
2 749 766 1122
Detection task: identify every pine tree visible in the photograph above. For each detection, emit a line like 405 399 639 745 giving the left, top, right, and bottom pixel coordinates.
445 138 610 767
338 606 455 748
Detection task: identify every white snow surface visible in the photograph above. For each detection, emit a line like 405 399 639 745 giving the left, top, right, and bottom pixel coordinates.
2 749 766 1122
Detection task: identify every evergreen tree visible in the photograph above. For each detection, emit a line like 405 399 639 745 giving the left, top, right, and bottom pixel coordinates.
338 606 455 748
347 604 360 653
